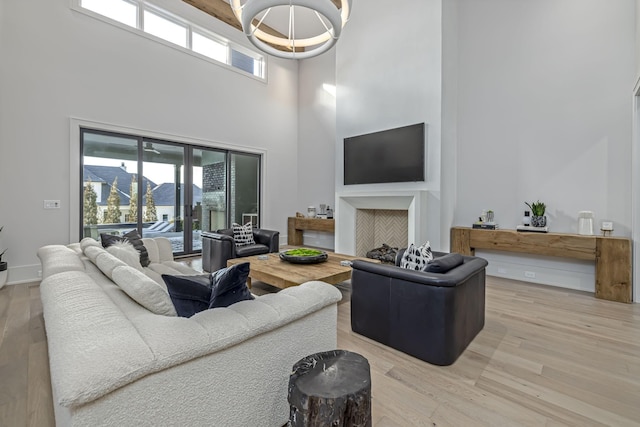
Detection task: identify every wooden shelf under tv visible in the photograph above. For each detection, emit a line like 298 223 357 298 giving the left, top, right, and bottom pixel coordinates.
287 217 335 246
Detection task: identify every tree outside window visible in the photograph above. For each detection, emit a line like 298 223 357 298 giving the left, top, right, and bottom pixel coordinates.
129 175 138 222
83 179 99 225
104 177 122 224
144 182 158 222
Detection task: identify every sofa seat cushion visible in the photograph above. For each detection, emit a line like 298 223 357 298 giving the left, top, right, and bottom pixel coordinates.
235 244 269 257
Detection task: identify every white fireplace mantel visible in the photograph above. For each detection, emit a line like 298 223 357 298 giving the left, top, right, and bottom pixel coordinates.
335 191 428 255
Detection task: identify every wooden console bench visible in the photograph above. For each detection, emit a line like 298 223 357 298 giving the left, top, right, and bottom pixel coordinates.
287 217 335 245
450 226 632 303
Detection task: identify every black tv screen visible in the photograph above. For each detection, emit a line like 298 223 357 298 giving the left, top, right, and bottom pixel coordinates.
344 123 425 185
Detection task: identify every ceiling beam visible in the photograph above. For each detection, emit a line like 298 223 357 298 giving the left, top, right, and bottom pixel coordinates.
182 0 297 52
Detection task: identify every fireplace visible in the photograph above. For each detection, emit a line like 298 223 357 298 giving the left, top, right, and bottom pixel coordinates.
335 191 428 256
355 209 408 258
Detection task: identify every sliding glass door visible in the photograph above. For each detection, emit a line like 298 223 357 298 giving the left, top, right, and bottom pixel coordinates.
141 140 186 251
81 129 261 256
230 152 260 227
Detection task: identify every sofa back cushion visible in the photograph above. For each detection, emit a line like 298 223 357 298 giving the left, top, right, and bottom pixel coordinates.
111 266 177 316
141 237 174 264
424 253 465 274
95 252 128 279
106 241 144 272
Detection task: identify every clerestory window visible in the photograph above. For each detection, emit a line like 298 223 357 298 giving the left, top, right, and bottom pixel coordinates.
74 0 265 79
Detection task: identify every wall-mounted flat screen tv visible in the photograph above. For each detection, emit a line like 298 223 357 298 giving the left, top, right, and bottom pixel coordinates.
344 123 425 185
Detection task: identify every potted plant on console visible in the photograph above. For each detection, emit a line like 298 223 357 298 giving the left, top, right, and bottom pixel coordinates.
0 227 7 289
525 201 547 227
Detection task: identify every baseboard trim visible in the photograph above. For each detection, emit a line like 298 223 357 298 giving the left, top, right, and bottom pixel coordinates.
6 264 41 285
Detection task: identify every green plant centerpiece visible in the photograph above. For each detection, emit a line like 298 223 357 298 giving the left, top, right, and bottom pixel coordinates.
280 248 328 264
525 201 547 227
0 227 7 289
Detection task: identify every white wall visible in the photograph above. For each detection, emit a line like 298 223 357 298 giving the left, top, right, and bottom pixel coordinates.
456 0 635 291
335 0 444 251
297 50 336 249
0 0 299 283
441 0 459 251
636 0 640 79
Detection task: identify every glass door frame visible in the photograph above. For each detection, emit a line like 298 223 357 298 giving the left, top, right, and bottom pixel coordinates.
78 126 263 257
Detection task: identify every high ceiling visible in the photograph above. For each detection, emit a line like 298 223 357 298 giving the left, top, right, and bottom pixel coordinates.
182 0 345 52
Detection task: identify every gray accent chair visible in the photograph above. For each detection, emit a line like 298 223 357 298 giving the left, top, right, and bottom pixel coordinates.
350 250 488 366
201 228 280 272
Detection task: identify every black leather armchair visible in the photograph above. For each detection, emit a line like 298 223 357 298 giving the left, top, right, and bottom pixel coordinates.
350 251 488 366
201 228 280 272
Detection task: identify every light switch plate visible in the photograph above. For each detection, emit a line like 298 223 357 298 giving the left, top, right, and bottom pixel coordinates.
44 200 60 209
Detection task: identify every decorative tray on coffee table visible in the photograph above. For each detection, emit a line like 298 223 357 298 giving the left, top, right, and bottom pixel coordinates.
279 248 328 264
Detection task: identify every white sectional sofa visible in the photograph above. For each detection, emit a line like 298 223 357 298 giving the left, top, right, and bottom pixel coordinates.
38 237 342 427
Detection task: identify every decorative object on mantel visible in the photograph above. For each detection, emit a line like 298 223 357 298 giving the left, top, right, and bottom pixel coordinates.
525 200 547 227
601 221 614 237
279 248 328 264
229 0 352 60
473 209 498 229
577 211 594 235
326 205 333 219
516 225 549 233
295 212 305 218
307 206 316 218
0 227 7 289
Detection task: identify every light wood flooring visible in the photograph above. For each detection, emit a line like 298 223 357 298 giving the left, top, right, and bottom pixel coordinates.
1 274 639 426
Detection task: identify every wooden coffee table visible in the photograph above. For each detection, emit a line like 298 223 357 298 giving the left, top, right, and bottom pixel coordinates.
227 250 377 289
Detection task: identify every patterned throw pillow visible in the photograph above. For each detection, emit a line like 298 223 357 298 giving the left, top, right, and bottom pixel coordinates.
400 241 434 271
100 230 151 267
232 222 255 247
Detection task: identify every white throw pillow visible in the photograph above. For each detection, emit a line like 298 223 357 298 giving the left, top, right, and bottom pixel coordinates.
111 266 177 316
106 241 144 272
232 222 255 247
400 242 433 271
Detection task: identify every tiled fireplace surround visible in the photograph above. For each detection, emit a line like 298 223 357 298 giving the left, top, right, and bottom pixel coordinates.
335 191 428 256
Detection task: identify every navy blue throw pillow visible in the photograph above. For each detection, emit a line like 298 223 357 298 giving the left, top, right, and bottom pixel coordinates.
162 274 213 317
209 262 254 309
424 253 464 274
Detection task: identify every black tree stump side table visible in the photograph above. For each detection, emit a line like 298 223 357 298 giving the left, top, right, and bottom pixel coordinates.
288 350 372 427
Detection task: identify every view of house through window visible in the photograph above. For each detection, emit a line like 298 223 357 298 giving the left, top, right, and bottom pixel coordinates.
81 129 261 256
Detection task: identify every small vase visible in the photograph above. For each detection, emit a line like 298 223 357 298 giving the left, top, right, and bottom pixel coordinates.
531 215 547 227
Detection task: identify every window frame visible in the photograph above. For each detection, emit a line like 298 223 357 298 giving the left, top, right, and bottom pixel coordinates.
72 0 267 81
